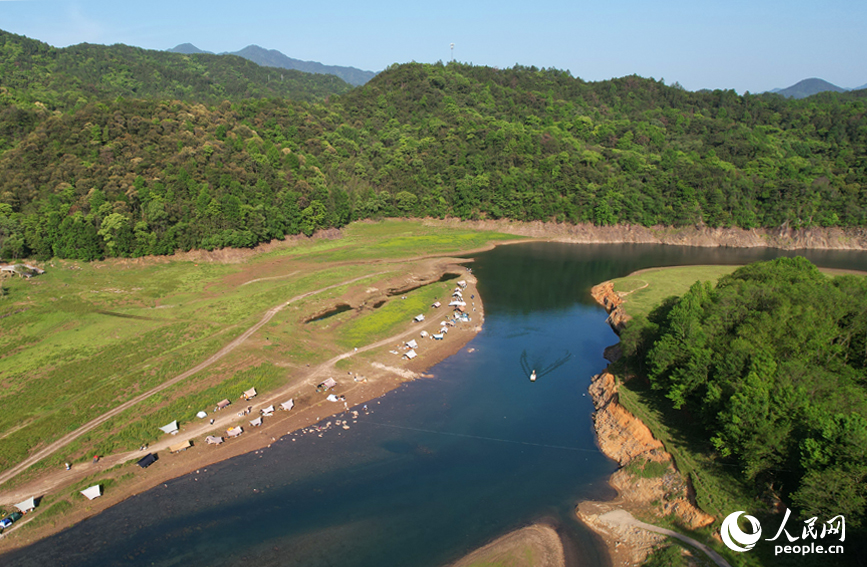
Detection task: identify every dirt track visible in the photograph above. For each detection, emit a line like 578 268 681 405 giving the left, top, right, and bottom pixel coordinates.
0 272 384 489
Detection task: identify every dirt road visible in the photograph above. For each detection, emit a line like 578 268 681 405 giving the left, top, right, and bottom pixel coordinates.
0 272 384 489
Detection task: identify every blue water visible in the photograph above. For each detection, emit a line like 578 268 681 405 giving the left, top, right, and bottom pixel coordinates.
5 243 867 567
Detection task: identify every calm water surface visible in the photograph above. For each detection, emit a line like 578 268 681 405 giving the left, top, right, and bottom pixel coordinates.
5 243 867 567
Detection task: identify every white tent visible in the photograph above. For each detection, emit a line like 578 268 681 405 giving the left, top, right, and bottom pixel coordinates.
326 394 339 402
457 280 467 288
159 421 179 435
281 399 295 411
243 387 257 400
15 497 36 513
81 485 102 500
249 417 262 427
413 314 425 322
227 426 243 437
196 411 208 419
261 405 275 416
404 349 418 360
449 300 466 307
406 339 418 349
205 435 223 445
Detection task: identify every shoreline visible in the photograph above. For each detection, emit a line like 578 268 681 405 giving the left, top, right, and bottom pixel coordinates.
574 282 717 566
0 263 485 552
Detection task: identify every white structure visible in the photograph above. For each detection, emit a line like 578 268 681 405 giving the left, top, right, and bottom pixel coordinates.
15 497 36 513
81 485 102 500
281 399 295 411
159 421 179 435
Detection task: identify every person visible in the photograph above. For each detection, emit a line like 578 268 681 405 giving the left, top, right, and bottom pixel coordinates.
65 462 71 471
92 455 99 464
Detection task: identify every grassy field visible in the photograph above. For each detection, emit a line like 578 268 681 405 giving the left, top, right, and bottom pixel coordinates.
0 220 518 483
610 265 739 318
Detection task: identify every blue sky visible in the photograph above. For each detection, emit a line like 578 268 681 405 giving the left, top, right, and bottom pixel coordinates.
1 0 865 93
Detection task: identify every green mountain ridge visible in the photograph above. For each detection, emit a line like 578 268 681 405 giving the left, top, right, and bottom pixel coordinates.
0 29 866 261
0 29 351 111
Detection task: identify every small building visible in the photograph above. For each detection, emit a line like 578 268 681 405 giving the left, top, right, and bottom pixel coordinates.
81 485 102 500
159 421 179 435
137 453 158 468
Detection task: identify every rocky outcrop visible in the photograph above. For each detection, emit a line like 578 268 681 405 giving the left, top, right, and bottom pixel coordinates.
590 282 630 333
589 371 664 465
587 370 715 530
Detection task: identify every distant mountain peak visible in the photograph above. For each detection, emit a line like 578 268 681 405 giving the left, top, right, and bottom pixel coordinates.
769 78 847 99
166 42 376 86
167 43 213 55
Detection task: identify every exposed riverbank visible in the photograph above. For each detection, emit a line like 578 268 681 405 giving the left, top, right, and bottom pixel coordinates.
426 218 867 250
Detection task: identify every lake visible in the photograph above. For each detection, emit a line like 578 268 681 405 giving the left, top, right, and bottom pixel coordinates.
4 243 867 567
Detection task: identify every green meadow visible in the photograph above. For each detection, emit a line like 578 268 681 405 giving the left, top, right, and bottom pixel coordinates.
0 221 518 484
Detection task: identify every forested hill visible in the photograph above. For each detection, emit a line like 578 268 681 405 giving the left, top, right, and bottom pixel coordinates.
1 58 866 260
0 30 352 110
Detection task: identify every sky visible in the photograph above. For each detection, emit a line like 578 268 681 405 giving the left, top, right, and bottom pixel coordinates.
1 0 865 94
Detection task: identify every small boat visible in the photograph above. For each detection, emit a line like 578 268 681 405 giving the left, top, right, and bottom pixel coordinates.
530 370 537 382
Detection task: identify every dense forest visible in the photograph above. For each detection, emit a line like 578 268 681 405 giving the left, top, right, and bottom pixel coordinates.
621 257 867 529
0 29 866 259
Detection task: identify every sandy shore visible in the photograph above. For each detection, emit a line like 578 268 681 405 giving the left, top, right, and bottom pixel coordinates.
0 265 485 551
449 523 566 567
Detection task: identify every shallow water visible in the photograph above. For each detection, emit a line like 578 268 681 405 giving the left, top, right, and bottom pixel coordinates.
5 243 867 567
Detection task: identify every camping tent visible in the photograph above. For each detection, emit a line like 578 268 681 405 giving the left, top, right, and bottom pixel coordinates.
205 436 223 445
404 349 418 359
217 399 231 409
413 314 425 322
14 497 36 513
243 387 257 400
196 411 208 419
281 399 295 411
81 485 102 500
321 378 337 389
431 301 441 308
457 280 467 288
249 417 262 427
169 440 191 453
326 394 339 402
261 405 275 416
159 421 179 435
137 453 158 468
227 426 243 437
406 339 418 349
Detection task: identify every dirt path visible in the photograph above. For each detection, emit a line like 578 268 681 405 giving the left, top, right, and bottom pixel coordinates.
598 509 731 567
0 272 385 489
